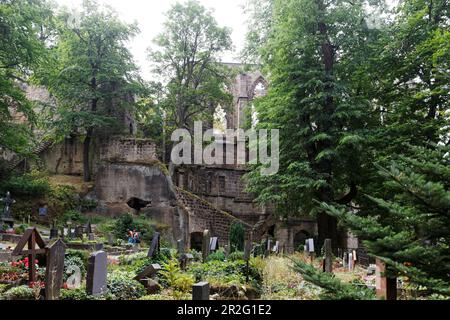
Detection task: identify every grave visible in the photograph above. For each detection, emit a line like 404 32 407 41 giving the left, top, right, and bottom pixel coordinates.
202 230 211 262
192 281 210 300
135 263 162 281
147 232 160 258
375 258 397 300
12 227 47 283
86 251 108 296
323 239 332 273
210 237 219 252
45 239 66 300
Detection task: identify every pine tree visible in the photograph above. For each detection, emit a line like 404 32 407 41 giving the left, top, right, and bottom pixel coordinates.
244 0 383 248
292 259 376 300
322 144 450 297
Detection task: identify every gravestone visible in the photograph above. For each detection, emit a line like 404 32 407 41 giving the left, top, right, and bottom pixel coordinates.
147 232 160 258
192 281 210 300
177 239 187 270
272 241 279 253
107 233 114 246
45 239 66 300
307 238 315 253
50 220 58 239
348 252 354 270
202 230 211 262
88 233 95 241
135 263 162 281
323 239 333 273
86 251 108 296
375 258 397 300
210 237 219 252
75 226 84 239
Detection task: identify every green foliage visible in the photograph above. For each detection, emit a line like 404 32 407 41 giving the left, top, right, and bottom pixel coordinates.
60 288 90 301
65 249 89 269
292 259 375 300
149 0 233 145
207 250 226 262
322 144 450 297
107 270 146 300
0 173 51 196
2 285 36 300
229 222 245 253
228 251 244 262
187 259 262 287
0 0 53 155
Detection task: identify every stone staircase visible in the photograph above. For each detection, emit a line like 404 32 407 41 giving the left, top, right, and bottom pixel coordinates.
6 139 54 170
174 186 260 244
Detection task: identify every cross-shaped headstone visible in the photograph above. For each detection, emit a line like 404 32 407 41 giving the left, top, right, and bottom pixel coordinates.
12 227 46 283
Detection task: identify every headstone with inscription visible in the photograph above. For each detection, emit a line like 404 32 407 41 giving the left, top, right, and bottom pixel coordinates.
323 239 333 273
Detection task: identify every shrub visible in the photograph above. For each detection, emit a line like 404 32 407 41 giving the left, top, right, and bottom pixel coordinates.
207 250 226 262
0 173 51 196
60 288 90 300
66 249 89 267
2 285 36 300
107 270 146 300
228 251 244 261
229 222 245 253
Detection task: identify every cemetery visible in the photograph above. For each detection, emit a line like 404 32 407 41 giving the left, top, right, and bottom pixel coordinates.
1 0 449 302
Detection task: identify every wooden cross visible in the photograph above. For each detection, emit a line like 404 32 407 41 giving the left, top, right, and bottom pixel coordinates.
12 227 46 283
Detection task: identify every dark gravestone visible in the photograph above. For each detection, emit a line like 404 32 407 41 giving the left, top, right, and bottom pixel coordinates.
202 230 211 262
86 251 108 296
147 232 160 258
75 226 84 239
210 237 219 252
45 239 66 300
323 239 333 273
134 263 161 281
88 233 95 241
192 281 210 300
50 228 59 239
177 239 187 270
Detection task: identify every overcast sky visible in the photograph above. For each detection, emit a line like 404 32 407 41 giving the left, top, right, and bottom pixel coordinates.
55 0 248 80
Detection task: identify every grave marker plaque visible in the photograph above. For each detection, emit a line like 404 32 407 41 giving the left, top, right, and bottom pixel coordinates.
86 251 108 296
45 239 66 300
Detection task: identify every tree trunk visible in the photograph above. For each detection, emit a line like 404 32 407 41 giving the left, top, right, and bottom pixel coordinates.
83 128 92 182
315 0 338 252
